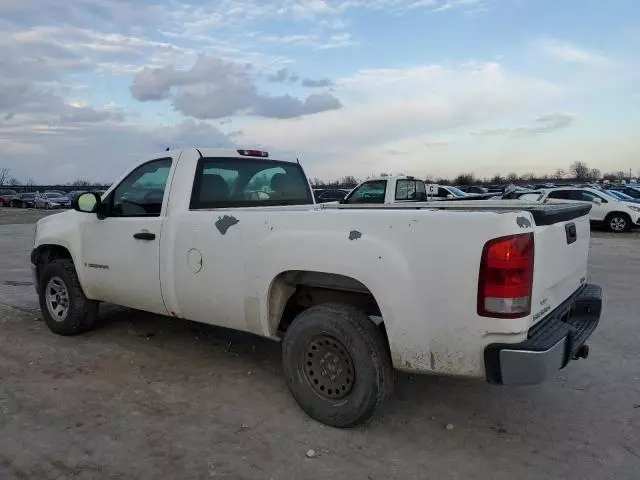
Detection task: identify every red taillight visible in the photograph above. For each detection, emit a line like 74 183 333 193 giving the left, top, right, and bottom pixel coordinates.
478 233 534 318
237 149 269 158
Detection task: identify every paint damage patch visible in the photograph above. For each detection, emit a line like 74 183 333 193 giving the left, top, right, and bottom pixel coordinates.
516 216 532 229
349 230 362 241
215 215 239 234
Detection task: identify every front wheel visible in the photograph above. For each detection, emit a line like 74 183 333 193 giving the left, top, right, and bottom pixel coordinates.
38 259 98 335
282 304 394 428
607 213 630 233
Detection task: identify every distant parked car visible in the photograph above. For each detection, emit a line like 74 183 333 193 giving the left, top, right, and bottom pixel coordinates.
605 189 640 204
10 193 37 209
609 185 640 200
35 192 71 209
540 187 640 232
0 189 18 207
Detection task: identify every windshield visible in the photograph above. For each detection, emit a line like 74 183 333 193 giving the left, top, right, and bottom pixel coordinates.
448 186 467 197
607 190 634 200
46 193 62 198
595 190 619 201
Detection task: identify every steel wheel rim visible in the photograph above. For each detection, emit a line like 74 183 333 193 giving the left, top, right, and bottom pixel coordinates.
45 276 70 322
611 217 626 231
304 335 355 400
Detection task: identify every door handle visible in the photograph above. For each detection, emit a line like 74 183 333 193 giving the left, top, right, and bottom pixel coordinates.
133 231 156 241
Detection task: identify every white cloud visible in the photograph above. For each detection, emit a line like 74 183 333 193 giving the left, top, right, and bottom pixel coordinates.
238 62 562 174
535 39 611 67
472 112 577 137
0 119 236 184
130 54 343 119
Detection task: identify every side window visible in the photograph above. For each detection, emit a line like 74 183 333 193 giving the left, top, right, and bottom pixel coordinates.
190 157 312 209
574 191 602 203
547 190 573 200
437 187 450 198
346 181 387 204
110 158 172 217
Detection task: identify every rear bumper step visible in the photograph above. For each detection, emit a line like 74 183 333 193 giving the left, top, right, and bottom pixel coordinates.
484 284 602 385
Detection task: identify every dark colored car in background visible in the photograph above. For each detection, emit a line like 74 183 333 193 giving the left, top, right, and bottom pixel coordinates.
10 193 37 208
456 185 488 194
0 189 18 207
609 185 640 200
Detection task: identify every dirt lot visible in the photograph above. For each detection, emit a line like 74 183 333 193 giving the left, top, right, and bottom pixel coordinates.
0 208 639 479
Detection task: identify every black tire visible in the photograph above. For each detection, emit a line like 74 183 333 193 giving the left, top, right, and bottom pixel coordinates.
606 213 631 233
282 304 394 428
38 259 98 336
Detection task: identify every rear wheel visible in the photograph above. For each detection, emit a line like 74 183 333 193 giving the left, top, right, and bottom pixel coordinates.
282 304 393 428
606 213 630 233
38 259 98 335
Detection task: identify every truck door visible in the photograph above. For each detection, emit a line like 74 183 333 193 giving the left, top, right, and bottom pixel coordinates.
79 157 175 315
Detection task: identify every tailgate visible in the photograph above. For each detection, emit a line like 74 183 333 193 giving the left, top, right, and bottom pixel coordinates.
529 211 591 325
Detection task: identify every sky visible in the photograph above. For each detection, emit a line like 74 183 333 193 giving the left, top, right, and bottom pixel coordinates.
1 0 639 184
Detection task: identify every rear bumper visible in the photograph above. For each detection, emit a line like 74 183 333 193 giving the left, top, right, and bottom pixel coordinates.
484 284 602 385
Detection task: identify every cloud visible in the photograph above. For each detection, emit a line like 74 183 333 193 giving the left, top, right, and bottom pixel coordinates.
315 32 358 50
431 0 482 12
254 92 342 118
0 119 235 184
302 77 334 87
240 62 561 158
472 112 577 137
266 68 299 83
130 54 343 119
59 105 125 124
535 39 610 67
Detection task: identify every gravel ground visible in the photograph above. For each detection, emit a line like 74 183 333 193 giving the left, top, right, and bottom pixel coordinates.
0 208 639 479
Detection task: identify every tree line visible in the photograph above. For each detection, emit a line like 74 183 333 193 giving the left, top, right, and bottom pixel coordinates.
0 168 104 188
309 162 637 188
2 162 636 190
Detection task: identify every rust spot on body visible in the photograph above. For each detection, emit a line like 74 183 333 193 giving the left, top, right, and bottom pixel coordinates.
516 216 532 229
215 215 239 234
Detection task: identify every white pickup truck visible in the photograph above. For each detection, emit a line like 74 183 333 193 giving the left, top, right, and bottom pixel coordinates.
343 176 496 204
31 148 603 427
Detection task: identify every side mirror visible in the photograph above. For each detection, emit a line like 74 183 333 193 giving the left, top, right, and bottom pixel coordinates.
446 194 454 199
74 192 100 213
592 197 602 205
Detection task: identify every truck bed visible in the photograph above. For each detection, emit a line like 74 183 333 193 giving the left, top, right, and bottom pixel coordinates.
323 201 592 226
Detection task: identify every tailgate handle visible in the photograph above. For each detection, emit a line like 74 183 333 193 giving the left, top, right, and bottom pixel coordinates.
565 223 577 244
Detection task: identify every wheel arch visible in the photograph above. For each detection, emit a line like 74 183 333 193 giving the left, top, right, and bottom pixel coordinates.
604 211 632 231
33 244 74 279
267 270 384 337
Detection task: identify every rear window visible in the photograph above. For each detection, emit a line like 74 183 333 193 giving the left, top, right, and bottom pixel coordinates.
190 157 313 209
395 179 426 201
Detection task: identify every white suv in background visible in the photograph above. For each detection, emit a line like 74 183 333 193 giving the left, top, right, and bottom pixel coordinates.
541 187 640 232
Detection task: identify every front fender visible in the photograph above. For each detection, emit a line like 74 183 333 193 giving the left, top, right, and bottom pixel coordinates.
33 211 91 295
